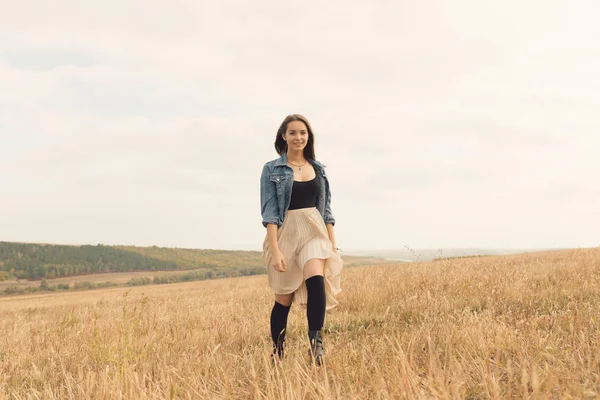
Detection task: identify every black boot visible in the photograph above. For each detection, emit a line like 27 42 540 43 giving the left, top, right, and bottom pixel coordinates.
272 330 286 360
308 330 324 366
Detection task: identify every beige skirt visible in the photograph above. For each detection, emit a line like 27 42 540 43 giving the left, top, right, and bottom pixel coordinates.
263 207 343 310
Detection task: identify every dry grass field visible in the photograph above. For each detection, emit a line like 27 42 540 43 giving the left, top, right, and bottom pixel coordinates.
1 248 599 399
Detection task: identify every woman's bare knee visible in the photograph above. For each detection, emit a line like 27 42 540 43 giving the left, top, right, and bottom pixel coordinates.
303 258 325 280
275 293 294 307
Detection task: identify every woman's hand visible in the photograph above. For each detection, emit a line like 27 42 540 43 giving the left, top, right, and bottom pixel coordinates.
272 250 287 272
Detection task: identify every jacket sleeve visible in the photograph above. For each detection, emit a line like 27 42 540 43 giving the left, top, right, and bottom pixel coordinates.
323 175 336 226
260 163 280 227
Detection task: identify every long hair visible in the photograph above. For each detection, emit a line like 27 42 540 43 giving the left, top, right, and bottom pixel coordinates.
274 114 316 160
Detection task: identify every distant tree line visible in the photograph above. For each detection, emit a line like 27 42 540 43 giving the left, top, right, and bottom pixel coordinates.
1 262 266 296
128 266 264 287
2 278 119 296
0 242 265 281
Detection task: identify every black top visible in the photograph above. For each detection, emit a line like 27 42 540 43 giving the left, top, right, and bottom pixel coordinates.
288 177 318 210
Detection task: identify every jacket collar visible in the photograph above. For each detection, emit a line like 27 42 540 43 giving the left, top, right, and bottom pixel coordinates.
274 152 326 171
274 152 288 166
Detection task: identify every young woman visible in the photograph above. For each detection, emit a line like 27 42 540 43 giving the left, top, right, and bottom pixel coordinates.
260 114 343 365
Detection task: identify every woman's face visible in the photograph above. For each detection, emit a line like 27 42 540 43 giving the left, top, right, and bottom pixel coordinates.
282 120 309 152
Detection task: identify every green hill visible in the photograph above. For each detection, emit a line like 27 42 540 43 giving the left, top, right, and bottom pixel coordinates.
0 242 264 281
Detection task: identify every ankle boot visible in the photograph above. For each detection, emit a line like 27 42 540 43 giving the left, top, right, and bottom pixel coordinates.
272 336 285 360
308 330 324 366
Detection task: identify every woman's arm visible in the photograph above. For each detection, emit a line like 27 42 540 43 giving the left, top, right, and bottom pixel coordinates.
323 171 337 252
323 172 335 226
261 163 286 271
267 223 287 271
267 223 280 253
326 223 338 254
260 164 280 227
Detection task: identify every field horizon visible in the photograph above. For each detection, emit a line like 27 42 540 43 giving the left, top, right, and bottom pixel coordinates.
1 247 599 398
343 247 573 262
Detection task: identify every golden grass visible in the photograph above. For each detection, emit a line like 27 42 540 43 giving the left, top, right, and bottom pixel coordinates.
0 248 599 399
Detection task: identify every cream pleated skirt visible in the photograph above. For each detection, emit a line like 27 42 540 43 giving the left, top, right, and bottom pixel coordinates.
263 207 343 310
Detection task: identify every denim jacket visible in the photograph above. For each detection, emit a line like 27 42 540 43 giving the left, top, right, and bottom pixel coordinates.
260 152 335 227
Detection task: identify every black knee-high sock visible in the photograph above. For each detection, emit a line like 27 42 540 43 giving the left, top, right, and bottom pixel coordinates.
305 275 326 331
270 301 291 353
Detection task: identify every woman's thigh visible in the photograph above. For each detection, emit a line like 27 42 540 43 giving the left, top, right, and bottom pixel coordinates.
303 258 325 280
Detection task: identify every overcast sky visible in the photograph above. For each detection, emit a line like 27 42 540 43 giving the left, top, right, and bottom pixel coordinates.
1 0 598 252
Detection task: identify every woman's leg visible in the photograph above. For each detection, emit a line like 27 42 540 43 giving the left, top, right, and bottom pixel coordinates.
274 293 294 307
303 258 326 330
303 258 326 365
271 292 294 359
303 258 325 281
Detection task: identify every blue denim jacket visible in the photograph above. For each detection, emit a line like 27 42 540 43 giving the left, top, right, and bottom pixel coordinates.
260 152 335 227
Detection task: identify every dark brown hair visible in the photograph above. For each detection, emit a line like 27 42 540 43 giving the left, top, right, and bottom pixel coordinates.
274 114 316 160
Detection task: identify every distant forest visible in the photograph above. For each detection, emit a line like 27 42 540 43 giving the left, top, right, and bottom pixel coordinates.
0 242 264 281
